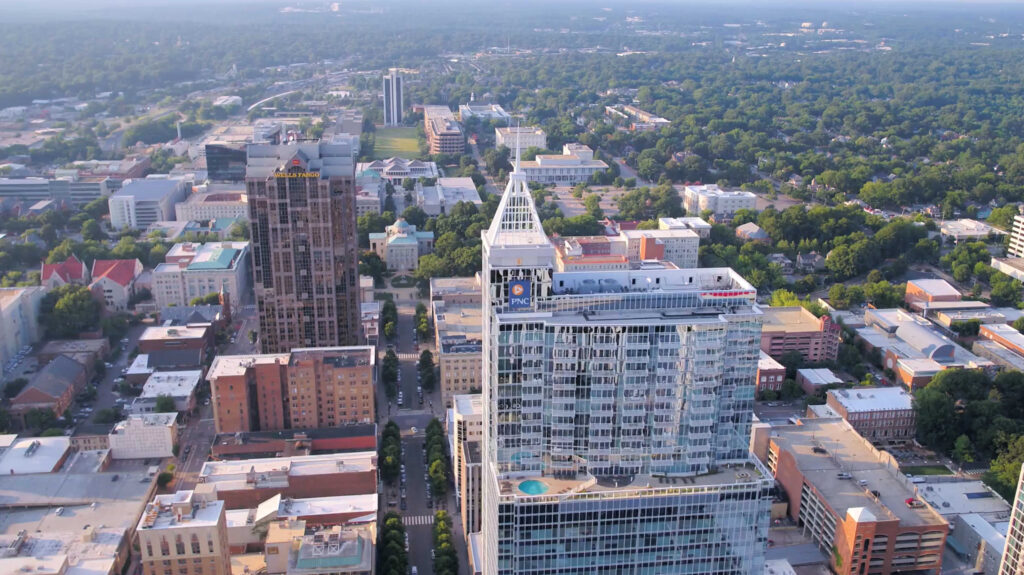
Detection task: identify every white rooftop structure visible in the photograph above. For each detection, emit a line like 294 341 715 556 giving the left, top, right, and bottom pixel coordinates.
827 387 913 413
939 218 1004 241
919 481 1010 518
909 278 961 299
796 368 842 387
658 216 713 238
199 452 377 488
140 370 203 400
959 513 1007 554
454 394 483 418
0 437 70 475
277 493 378 522
758 350 784 372
138 490 224 530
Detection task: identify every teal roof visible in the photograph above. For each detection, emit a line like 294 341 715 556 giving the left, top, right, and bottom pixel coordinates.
187 248 238 270
211 217 239 231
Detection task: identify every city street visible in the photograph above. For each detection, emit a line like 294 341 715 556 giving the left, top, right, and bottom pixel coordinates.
84 321 149 425
375 288 470 575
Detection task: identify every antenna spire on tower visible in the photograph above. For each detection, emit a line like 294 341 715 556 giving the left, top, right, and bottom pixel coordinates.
514 119 521 173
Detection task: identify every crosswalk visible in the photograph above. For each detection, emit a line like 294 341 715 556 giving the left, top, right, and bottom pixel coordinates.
403 515 435 526
396 353 419 361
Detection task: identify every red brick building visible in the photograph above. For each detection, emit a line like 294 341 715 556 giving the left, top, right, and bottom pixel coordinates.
826 387 916 445
138 324 213 363
904 279 961 312
756 351 786 394
760 307 841 362
196 452 377 510
9 354 86 427
758 418 947 575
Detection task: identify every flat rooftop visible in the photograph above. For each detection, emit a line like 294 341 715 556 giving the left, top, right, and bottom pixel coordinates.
39 339 108 354
278 493 377 520
797 368 842 386
290 346 375 369
112 178 184 200
0 470 153 508
918 481 1010 518
0 437 70 475
908 278 960 298
141 370 202 398
761 306 821 333
453 394 483 418
140 324 209 341
139 490 223 530
429 275 480 298
199 452 376 487
828 387 912 413
770 418 946 528
208 353 290 379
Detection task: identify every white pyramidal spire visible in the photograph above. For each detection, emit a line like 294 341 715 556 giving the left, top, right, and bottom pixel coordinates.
484 122 549 248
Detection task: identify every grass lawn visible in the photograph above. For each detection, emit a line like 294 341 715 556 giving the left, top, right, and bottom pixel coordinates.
374 127 420 159
391 275 416 288
902 465 953 476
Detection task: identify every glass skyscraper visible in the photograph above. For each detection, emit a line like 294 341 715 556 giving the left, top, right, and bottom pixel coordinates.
480 159 772 574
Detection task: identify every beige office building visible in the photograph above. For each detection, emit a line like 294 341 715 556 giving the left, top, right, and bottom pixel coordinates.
138 490 231 575
433 300 482 407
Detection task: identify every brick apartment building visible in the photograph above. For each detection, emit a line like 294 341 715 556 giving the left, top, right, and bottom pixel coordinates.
761 306 841 362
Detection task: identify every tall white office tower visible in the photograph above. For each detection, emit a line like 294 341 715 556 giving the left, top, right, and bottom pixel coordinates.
382 68 404 126
479 149 772 574
999 465 1024 574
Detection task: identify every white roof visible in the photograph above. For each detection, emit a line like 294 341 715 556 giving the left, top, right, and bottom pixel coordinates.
139 490 224 530
920 481 1010 517
278 493 378 518
758 351 784 371
828 387 912 413
453 394 483 418
0 437 70 475
797 368 841 386
141 370 203 399
959 513 1006 552
908 278 960 298
200 452 376 483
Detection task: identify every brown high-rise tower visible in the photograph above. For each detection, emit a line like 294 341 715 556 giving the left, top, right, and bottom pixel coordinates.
246 137 361 352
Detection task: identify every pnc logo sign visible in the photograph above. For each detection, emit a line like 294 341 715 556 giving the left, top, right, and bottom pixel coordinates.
509 280 531 310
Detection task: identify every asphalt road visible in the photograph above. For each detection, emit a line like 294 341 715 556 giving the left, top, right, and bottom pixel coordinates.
376 290 469 575
78 322 149 425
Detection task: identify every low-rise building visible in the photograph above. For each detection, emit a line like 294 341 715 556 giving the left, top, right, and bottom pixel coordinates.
264 519 375 575
826 387 915 444
418 177 483 216
138 324 213 363
990 256 1024 283
152 241 251 309
10 355 86 426
356 157 440 184
209 424 377 460
108 413 178 459
138 490 231 575
761 306 841 363
796 367 844 395
37 338 110 374
196 452 377 510
108 177 190 229
368 217 434 271
0 174 112 206
0 467 155 575
0 436 72 474
90 258 143 311
757 351 786 394
735 222 770 242
495 126 547 150
433 300 482 407
797 251 827 272
459 103 510 121
355 169 385 217
132 370 203 414
429 275 481 309
619 228 700 268
939 219 1004 243
518 143 608 185
759 418 948 575
70 422 113 451
174 185 249 222
856 308 994 389
682 184 756 222
905 278 962 312
41 254 89 289
657 216 712 238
